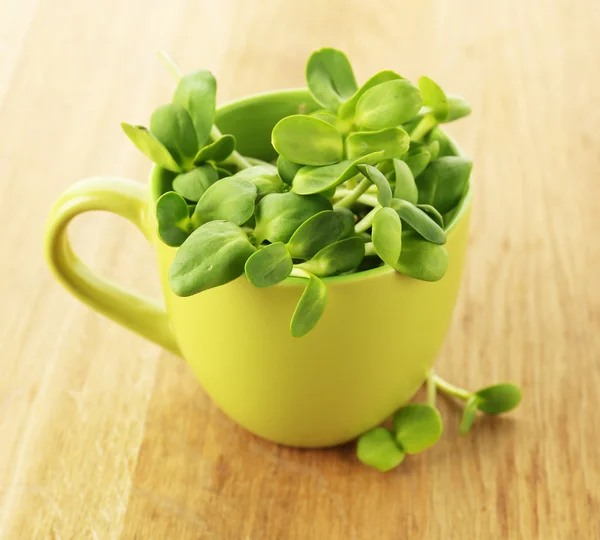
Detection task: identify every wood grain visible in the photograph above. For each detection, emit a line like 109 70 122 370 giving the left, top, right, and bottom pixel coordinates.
1 0 599 538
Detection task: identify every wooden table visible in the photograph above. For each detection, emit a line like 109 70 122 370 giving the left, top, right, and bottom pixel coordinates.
1 0 599 538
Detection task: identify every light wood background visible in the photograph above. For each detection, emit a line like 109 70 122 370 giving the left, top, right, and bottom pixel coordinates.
1 0 599 538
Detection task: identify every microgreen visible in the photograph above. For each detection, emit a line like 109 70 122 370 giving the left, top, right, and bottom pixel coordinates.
150 103 198 168
296 237 365 277
244 242 293 288
122 47 474 336
192 134 235 165
168 220 256 296
272 115 344 166
120 123 182 172
393 404 443 454
338 70 402 120
193 176 257 226
354 79 422 130
357 373 522 472
403 150 431 178
276 156 303 186
290 269 328 337
156 191 193 247
356 164 393 207
172 70 217 147
306 48 358 112
395 233 449 281
371 207 402 266
254 192 332 243
391 199 446 244
357 427 405 472
172 164 218 202
392 159 419 204
416 156 473 213
229 166 286 198
292 151 384 195
286 210 344 259
345 127 410 161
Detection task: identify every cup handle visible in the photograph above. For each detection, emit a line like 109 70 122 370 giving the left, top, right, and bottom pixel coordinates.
44 176 181 355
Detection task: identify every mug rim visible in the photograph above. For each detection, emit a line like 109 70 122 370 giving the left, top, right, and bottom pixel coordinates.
148 88 472 286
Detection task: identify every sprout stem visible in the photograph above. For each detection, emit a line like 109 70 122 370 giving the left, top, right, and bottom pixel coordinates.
335 178 372 209
432 374 472 401
210 125 252 170
409 113 437 142
354 205 381 233
157 50 183 81
427 370 437 407
364 242 376 256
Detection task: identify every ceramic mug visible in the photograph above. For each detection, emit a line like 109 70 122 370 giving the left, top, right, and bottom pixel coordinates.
44 89 472 448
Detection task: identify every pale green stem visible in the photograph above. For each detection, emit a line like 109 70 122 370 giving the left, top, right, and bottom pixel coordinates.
432 374 472 401
210 125 252 170
354 205 381 233
427 370 437 407
335 178 372 209
157 50 183 81
291 267 311 279
409 113 438 142
156 51 252 171
364 242 376 256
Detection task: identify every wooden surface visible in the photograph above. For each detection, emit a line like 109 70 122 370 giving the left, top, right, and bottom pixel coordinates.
1 0 599 538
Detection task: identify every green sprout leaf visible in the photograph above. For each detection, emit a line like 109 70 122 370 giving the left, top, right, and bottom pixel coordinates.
216 166 233 178
422 140 440 161
172 164 219 202
460 396 479 435
395 233 449 281
309 109 353 135
334 206 356 239
357 427 405 472
371 207 402 266
290 271 328 337
192 134 235 165
418 76 448 121
306 48 358 112
345 128 410 161
156 191 193 247
416 156 473 214
356 164 393 207
475 384 522 415
168 220 256 296
446 94 472 122
254 192 332 243
286 210 344 259
172 70 217 147
392 159 418 204
354 79 422 130
120 123 181 173
193 177 258 226
292 151 384 195
230 166 286 198
277 156 303 186
391 199 446 244
272 115 343 166
338 70 403 120
150 103 198 168
426 126 461 158
297 237 364 277
403 150 431 178
244 242 293 288
393 404 443 454
417 204 444 228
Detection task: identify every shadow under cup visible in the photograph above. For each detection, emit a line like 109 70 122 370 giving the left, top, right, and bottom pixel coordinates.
149 89 472 448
